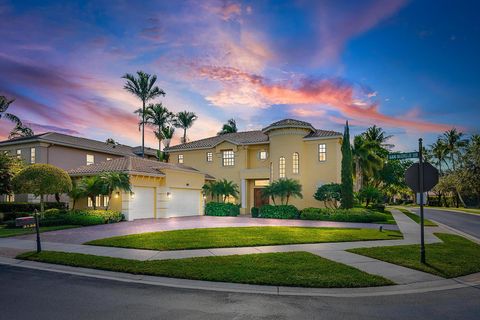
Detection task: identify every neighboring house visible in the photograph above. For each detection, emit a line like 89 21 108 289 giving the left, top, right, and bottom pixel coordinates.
68 156 212 220
165 119 343 214
0 132 158 203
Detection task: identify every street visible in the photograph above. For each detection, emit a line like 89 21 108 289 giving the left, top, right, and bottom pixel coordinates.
1 265 479 320
411 207 480 238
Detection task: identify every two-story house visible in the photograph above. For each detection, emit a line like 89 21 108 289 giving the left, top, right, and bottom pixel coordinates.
165 119 343 214
0 132 158 203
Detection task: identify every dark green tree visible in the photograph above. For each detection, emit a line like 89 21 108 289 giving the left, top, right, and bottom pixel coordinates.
341 121 354 208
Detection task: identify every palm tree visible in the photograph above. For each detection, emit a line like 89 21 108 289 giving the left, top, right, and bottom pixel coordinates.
68 181 85 210
352 135 383 191
141 103 174 152
8 124 34 139
275 178 303 205
441 128 467 170
99 172 131 210
79 176 103 210
159 125 175 162
363 125 394 150
122 71 165 158
202 179 239 203
218 118 238 135
430 139 448 175
0 96 21 126
261 184 277 205
174 110 197 143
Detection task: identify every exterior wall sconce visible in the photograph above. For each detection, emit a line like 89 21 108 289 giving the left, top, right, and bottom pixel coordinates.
130 192 135 199
114 192 120 199
167 192 172 199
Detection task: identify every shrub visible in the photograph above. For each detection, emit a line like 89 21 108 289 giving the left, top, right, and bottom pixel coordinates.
358 186 383 207
370 203 386 212
205 202 240 216
251 207 259 218
0 202 67 214
65 210 124 225
314 183 342 209
258 205 299 219
300 207 387 223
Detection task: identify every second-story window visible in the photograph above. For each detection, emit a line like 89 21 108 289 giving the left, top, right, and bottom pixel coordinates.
206 152 213 162
279 156 286 178
86 154 95 165
30 147 36 164
292 152 299 174
16 149 21 159
318 144 327 162
178 154 184 164
222 150 235 166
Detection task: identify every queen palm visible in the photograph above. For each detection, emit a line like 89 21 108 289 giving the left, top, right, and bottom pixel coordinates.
352 135 383 191
218 118 238 135
122 71 165 158
174 110 197 143
0 96 21 126
441 128 467 170
141 103 174 152
8 124 34 139
430 140 448 175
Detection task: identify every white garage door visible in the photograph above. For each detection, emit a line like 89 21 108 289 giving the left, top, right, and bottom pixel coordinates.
129 186 155 220
167 188 201 217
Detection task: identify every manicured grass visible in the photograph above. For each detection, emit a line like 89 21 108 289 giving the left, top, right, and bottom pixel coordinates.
396 208 437 226
405 205 480 215
348 233 480 278
17 251 394 288
0 225 79 238
86 226 403 251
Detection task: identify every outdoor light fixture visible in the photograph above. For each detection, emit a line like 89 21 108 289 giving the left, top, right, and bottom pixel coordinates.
167 192 172 199
114 192 120 199
130 192 135 199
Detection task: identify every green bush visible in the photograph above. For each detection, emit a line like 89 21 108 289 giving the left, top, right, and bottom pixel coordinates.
65 210 124 225
205 202 240 216
0 202 67 214
300 207 388 223
258 205 299 219
370 203 386 212
251 207 260 218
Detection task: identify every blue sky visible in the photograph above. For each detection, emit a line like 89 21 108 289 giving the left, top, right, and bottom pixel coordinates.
0 0 479 150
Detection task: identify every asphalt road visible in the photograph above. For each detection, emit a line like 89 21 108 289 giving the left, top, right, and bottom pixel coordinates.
410 207 480 238
1 265 479 320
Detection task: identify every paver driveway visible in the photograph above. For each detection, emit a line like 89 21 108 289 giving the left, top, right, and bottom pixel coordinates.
14 216 398 244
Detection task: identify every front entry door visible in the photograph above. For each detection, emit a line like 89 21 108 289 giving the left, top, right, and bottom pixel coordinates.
254 188 269 208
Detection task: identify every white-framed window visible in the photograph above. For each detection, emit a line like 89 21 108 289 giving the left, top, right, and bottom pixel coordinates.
222 150 235 166
86 154 95 165
95 195 102 208
178 154 184 164
30 147 36 164
87 197 93 208
16 149 21 159
279 156 286 178
6 194 15 202
103 196 110 207
206 152 213 162
318 144 327 162
258 150 268 160
254 179 270 187
106 157 112 161
292 152 299 174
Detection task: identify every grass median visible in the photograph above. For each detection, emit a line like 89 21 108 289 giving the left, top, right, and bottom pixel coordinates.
396 208 437 226
17 251 394 288
348 233 480 278
86 226 403 251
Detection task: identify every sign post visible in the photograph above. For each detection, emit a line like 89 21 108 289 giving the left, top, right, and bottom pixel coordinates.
418 139 425 263
34 209 41 253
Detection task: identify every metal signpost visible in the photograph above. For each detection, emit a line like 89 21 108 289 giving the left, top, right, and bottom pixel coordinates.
15 209 41 253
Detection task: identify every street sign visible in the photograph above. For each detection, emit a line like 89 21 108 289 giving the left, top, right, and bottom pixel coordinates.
387 152 419 160
15 216 36 228
405 162 439 192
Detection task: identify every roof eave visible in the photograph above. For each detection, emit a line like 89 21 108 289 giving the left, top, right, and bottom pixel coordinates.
164 141 270 152
303 135 343 141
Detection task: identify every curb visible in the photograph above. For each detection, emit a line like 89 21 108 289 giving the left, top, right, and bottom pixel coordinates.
1 257 479 297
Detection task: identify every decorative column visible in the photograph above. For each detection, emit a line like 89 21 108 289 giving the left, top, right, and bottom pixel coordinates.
241 178 247 213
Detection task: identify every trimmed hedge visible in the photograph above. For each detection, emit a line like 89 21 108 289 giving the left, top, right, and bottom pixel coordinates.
0 202 67 214
205 202 240 216
257 205 299 219
300 207 388 223
251 207 260 218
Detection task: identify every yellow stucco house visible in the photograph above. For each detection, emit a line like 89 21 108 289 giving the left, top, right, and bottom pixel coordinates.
165 119 343 214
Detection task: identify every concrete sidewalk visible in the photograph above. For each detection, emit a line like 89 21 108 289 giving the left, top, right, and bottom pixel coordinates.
0 209 449 285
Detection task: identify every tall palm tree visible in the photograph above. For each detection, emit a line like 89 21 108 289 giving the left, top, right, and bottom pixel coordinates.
8 124 34 139
141 103 174 152
161 125 175 149
441 128 467 170
352 135 383 191
99 172 131 210
122 71 165 158
174 110 197 143
218 118 238 135
430 139 448 175
0 96 21 126
363 125 394 150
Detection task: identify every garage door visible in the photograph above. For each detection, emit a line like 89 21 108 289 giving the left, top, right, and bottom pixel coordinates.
167 188 201 217
129 186 155 220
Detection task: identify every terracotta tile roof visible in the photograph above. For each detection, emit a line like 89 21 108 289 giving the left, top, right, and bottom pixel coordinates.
68 156 202 177
165 130 268 151
0 132 158 157
165 118 342 152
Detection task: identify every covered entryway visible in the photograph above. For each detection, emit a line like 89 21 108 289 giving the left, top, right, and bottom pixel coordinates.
254 188 269 208
129 186 155 220
167 188 201 217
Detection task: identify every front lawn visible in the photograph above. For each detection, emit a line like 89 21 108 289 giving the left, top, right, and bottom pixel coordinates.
0 225 79 238
86 226 403 251
396 208 437 226
348 233 480 278
17 251 394 288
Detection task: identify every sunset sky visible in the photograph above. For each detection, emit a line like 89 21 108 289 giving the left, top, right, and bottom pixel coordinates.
1 0 479 151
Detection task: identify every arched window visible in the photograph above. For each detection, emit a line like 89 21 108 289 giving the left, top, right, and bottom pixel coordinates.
279 157 286 178
292 152 299 174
